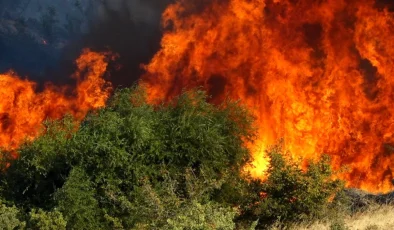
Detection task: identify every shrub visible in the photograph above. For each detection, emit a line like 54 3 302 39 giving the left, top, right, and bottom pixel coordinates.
0 86 349 229
0 117 74 209
0 202 25 230
248 142 346 227
131 168 238 229
28 209 67 230
165 200 237 230
54 167 102 229
0 87 254 229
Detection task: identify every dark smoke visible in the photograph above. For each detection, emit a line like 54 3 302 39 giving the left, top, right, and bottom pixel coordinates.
375 0 394 11
57 0 174 87
2 0 392 88
0 0 173 87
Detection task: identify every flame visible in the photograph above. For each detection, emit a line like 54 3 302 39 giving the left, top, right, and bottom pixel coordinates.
142 0 394 193
0 49 112 150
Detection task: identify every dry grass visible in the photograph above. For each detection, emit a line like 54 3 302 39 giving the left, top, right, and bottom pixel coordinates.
268 205 394 230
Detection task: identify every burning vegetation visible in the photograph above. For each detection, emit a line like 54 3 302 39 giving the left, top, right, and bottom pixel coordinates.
0 0 394 228
0 49 112 149
142 0 394 193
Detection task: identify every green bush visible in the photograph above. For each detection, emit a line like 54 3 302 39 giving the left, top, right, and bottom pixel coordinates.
247 142 346 227
0 86 348 229
130 168 238 229
28 209 67 230
54 167 102 229
0 87 253 229
165 200 237 230
0 117 74 209
0 202 25 230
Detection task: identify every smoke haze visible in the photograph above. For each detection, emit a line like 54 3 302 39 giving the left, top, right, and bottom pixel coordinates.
0 0 172 86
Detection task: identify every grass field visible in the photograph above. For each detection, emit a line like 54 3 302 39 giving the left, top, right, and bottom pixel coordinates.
268 204 394 230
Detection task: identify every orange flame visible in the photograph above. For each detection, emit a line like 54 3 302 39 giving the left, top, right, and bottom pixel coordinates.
0 49 112 150
142 0 394 193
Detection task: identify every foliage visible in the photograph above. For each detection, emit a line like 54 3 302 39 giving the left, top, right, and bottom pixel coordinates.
0 86 348 229
0 87 254 229
0 117 74 209
0 202 25 230
28 209 67 230
165 200 237 230
248 142 346 227
130 168 238 229
54 167 102 229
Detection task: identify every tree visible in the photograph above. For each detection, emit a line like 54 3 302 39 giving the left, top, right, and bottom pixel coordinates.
0 86 347 229
0 86 255 229
246 142 346 228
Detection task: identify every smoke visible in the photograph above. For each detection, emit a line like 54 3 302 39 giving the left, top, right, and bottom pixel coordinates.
53 0 173 87
3 0 390 87
0 0 173 87
375 0 394 11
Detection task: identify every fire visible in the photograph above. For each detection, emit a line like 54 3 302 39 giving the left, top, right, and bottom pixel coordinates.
0 49 112 150
142 0 394 193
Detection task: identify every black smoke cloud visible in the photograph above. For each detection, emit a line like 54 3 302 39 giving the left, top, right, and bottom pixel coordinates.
0 0 173 87
57 0 174 87
375 0 394 11
2 0 392 88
